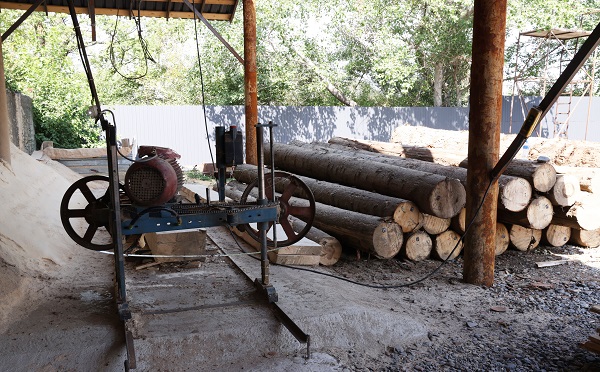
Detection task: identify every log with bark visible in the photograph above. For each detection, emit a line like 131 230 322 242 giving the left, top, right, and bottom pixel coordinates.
422 213 451 235
291 142 530 212
223 182 403 259
432 230 463 260
497 196 554 230
509 224 542 251
328 137 557 193
265 143 465 218
392 201 424 233
234 164 409 218
402 230 433 262
570 228 600 248
546 174 581 207
288 217 342 266
542 224 571 247
451 208 466 233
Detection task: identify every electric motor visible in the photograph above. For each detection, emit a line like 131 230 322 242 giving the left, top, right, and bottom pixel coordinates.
124 146 184 206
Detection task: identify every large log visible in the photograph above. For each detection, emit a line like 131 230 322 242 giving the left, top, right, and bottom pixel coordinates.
546 174 581 207
570 228 600 248
542 224 571 247
233 164 407 217
552 195 600 231
554 166 600 193
509 225 542 251
223 182 403 259
392 201 424 233
292 142 530 212
422 214 450 235
288 217 342 266
328 137 557 193
402 230 432 262
265 143 465 218
497 196 553 230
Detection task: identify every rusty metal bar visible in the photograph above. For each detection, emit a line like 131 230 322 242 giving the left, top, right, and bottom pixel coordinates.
463 0 507 287
243 0 258 165
182 0 244 64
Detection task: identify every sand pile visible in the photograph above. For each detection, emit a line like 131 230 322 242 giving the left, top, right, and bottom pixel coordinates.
0 144 84 328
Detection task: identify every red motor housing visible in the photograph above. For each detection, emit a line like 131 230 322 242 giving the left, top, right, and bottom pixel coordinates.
124 146 183 206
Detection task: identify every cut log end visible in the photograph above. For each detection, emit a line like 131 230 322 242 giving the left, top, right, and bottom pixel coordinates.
422 213 451 235
433 230 463 260
495 223 510 256
543 224 571 247
532 163 557 193
509 225 542 251
319 237 343 266
429 178 466 219
393 201 423 233
372 221 404 259
526 196 554 230
402 230 433 262
498 177 532 212
548 174 581 207
570 228 600 248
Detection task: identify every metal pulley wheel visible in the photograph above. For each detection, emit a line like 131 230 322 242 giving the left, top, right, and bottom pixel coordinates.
60 175 129 251
239 171 316 247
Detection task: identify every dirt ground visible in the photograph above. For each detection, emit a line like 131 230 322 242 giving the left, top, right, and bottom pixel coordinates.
1 145 600 371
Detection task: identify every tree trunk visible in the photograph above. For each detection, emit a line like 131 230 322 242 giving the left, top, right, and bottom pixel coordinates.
265 143 465 218
233 163 408 217
495 223 510 256
422 213 451 235
570 228 600 248
328 137 557 193
432 230 463 260
433 62 444 107
542 224 571 247
223 182 402 259
497 196 553 230
392 201 424 233
402 230 432 262
508 225 542 251
554 166 600 193
288 216 342 266
293 142 528 212
546 174 581 207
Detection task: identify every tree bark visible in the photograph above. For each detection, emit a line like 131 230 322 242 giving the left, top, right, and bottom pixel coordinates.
402 230 432 262
497 196 553 230
570 228 600 248
233 163 408 217
508 225 542 252
542 224 571 247
264 143 465 218
328 137 557 193
293 142 528 212
433 230 463 261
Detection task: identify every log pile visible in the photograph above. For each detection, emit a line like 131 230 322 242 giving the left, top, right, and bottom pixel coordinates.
230 130 600 263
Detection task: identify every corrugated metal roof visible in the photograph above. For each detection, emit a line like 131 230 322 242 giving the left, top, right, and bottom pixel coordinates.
0 0 238 21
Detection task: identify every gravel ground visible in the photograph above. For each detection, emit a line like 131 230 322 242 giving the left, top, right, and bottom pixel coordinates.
319 244 600 371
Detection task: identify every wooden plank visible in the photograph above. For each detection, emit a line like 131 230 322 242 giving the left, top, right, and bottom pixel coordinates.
590 305 600 315
580 340 600 354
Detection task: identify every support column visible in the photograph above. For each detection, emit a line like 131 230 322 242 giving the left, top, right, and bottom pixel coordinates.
463 0 507 287
0 36 11 166
243 0 258 165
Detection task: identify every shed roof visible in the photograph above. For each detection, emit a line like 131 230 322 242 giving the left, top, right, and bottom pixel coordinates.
0 0 238 21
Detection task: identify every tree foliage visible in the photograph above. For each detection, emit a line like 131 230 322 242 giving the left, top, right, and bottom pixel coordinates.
1 0 600 147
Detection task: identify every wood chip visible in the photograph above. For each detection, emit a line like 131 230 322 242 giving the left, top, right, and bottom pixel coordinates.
530 282 555 290
490 306 508 312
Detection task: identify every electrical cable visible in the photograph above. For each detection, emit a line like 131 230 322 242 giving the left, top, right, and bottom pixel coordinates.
192 0 217 175
226 180 495 289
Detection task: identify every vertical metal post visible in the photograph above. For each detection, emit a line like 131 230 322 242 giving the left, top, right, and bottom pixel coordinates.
463 0 507 287
243 0 258 165
268 121 277 248
0 36 11 167
215 126 226 202
255 124 269 286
